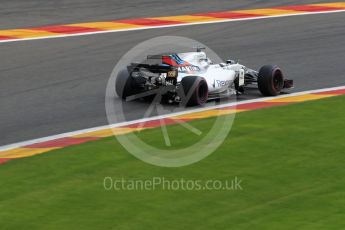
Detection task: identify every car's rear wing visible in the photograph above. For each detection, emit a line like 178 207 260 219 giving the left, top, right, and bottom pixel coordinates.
127 63 177 74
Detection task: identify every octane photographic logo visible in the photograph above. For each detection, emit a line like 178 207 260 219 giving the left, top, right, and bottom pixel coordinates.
105 36 237 167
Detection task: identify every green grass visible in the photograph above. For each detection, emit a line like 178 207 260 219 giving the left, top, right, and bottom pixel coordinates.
1 96 345 229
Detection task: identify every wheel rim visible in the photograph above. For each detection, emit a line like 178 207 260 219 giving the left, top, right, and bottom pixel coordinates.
272 69 284 91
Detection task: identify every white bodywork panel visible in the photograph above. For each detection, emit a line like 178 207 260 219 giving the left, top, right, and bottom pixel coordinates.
173 52 245 94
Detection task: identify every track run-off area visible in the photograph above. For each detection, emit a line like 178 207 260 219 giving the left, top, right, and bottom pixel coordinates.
0 2 345 43
1 86 345 165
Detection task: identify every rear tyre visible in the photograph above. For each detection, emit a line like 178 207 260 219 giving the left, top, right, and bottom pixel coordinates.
180 76 208 106
115 69 136 99
258 65 284 96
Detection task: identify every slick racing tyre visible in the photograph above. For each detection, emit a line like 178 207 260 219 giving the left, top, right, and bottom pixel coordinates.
115 69 137 99
258 65 284 96
181 76 208 106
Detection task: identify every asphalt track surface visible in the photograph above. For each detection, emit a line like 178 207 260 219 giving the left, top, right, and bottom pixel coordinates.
1 2 345 146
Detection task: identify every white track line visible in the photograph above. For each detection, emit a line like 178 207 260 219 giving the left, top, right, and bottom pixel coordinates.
1 85 345 152
0 10 345 44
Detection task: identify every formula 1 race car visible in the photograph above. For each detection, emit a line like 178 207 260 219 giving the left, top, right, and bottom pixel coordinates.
115 48 293 106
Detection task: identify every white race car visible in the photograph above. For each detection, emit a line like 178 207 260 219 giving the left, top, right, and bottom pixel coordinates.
116 48 293 106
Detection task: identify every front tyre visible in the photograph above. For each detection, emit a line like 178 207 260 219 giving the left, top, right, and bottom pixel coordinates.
258 65 284 96
180 76 208 106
